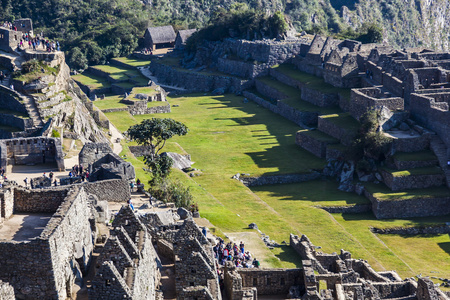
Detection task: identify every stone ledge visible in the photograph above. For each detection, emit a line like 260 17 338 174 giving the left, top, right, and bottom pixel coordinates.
238 172 321 187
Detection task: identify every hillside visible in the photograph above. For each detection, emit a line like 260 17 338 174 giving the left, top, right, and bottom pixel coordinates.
1 0 449 67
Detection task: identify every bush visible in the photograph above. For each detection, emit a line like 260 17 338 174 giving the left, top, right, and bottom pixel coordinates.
150 179 193 209
51 129 60 138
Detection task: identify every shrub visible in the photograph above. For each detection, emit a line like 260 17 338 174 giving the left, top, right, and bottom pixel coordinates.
51 129 60 138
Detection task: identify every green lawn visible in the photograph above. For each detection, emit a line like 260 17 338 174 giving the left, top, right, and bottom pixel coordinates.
111 57 150 68
72 73 111 89
364 182 450 201
147 101 167 108
105 92 450 277
93 95 128 110
91 65 132 74
384 166 443 177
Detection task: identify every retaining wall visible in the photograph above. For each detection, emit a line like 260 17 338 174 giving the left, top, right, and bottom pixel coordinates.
380 170 445 191
239 172 321 187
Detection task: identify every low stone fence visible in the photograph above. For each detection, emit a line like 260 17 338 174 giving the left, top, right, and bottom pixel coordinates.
365 189 450 219
237 268 303 295
277 101 318 127
239 172 321 187
380 169 445 191
318 204 371 214
371 224 450 235
301 87 338 107
255 79 287 100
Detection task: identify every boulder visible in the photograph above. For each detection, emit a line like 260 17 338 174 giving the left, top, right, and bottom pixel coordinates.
161 152 193 170
249 223 258 229
177 207 191 220
212 87 226 95
134 93 149 100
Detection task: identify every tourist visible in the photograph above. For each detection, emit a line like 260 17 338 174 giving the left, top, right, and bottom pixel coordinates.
9 84 13 90
54 179 58 186
239 241 244 253
127 198 134 211
24 177 28 187
49 171 54 180
130 181 135 192
43 172 47 178
202 227 207 237
0 71 4 83
136 178 141 185
69 171 73 178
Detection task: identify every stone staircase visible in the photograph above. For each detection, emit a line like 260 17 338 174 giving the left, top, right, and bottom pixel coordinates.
430 135 450 188
22 94 44 128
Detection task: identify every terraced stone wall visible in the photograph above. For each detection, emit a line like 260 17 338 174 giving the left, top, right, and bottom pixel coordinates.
380 170 445 191
237 268 304 295
365 190 450 219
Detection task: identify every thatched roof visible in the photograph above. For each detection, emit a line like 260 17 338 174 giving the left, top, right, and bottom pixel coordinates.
176 29 197 44
146 25 176 44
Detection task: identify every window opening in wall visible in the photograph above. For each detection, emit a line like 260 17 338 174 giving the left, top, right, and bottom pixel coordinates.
27 140 30 144
253 278 257 286
105 280 111 286
280 277 285 285
267 278 271 285
191 269 196 274
190 282 194 286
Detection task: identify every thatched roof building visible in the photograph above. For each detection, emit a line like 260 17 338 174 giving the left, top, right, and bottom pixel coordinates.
144 25 176 50
175 29 197 49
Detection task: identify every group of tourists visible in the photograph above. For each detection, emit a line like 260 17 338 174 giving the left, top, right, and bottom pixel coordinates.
69 164 89 182
141 48 153 55
213 238 260 268
18 33 60 52
1 21 16 31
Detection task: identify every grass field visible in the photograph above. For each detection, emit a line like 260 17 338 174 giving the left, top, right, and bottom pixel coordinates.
93 95 128 110
72 73 111 89
105 92 450 278
111 57 150 68
320 112 360 133
365 182 450 201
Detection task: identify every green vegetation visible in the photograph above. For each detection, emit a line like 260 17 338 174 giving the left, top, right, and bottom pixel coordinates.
51 129 61 138
384 166 443 177
104 92 450 276
13 59 60 84
92 95 128 110
365 182 450 201
111 57 150 68
72 73 111 89
186 5 288 51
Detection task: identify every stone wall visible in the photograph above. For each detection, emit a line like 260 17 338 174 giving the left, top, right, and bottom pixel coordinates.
0 186 95 299
350 88 404 120
0 113 33 131
239 172 321 187
217 57 269 79
319 204 371 214
0 137 65 171
13 187 68 213
296 130 337 158
0 188 14 222
392 134 430 152
318 116 357 146
0 280 15 299
380 170 445 191
371 224 450 235
391 157 438 170
365 189 450 219
0 86 28 114
255 79 287 100
410 93 450 149
0 28 21 53
238 268 303 296
150 61 252 93
382 73 404 97
82 178 130 202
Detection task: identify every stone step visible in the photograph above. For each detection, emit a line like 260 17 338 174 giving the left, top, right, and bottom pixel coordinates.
296 129 339 158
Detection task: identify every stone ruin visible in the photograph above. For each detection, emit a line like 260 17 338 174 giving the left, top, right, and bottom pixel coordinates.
0 137 65 171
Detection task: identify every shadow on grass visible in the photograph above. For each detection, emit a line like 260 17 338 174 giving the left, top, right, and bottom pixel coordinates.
342 213 450 226
272 245 303 268
438 241 450 256
251 180 369 205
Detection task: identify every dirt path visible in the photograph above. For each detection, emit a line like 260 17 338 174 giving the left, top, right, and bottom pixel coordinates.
109 123 124 155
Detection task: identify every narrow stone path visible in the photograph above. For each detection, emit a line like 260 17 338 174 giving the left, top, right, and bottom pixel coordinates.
109 123 124 155
430 135 450 188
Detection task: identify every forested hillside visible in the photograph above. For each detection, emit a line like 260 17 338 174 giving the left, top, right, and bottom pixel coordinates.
1 0 449 69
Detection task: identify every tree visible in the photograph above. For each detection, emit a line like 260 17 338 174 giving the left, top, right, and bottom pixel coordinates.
127 118 188 161
127 118 188 182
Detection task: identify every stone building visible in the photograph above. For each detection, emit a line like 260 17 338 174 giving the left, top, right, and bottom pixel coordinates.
175 29 197 49
89 205 160 299
144 25 176 51
0 137 65 171
0 185 95 299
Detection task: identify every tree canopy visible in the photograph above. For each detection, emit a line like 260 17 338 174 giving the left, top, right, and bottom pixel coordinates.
127 118 188 161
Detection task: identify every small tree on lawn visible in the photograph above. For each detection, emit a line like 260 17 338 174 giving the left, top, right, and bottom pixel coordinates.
127 118 193 209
